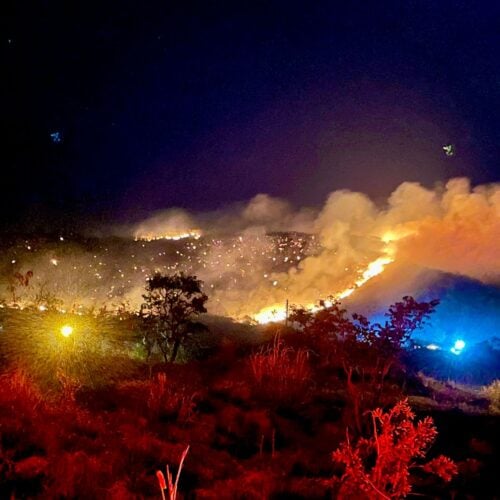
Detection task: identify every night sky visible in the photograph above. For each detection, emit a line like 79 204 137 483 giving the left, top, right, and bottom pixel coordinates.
3 1 500 230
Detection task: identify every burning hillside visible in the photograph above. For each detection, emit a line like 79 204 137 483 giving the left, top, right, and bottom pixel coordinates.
0 178 498 328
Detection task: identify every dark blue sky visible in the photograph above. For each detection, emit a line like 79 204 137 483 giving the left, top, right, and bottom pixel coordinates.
3 0 500 228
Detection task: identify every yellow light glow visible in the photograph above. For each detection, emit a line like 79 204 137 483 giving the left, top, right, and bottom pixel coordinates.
60 325 74 337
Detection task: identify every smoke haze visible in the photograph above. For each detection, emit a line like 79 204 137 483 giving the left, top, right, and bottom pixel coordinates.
2 178 498 322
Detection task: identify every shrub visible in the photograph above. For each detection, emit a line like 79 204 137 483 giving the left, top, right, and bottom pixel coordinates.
0 369 44 413
332 399 457 499
46 450 111 498
482 379 500 414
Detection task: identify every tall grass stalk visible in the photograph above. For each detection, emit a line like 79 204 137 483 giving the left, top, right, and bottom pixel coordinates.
156 445 190 500
249 335 310 400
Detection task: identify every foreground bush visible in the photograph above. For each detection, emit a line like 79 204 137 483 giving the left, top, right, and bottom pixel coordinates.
332 399 457 499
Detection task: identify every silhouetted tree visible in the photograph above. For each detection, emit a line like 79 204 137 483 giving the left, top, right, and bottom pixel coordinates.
290 296 438 382
141 273 208 363
369 296 440 385
289 296 439 432
8 270 33 304
289 299 365 368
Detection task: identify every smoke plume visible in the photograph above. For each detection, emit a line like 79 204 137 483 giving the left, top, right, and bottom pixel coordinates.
2 178 498 322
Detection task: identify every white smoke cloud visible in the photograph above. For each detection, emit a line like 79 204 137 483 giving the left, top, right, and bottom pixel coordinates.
130 194 317 238
394 178 500 283
213 177 500 318
3 178 497 321
132 208 198 240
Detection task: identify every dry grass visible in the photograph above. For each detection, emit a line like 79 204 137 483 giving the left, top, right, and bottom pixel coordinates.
0 369 44 413
417 372 488 413
147 373 197 422
482 379 500 414
156 445 190 500
249 335 311 401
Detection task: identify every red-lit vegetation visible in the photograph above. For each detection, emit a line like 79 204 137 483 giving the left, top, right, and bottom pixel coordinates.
249 336 311 402
0 279 497 498
156 445 190 500
332 399 457 498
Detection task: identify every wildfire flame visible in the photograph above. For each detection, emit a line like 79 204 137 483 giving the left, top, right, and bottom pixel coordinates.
134 229 202 242
253 306 288 324
253 231 399 324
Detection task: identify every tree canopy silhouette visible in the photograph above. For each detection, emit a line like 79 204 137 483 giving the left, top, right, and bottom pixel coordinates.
140 273 208 363
289 296 439 432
